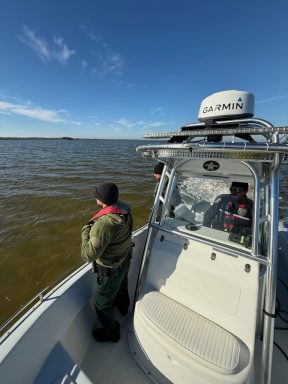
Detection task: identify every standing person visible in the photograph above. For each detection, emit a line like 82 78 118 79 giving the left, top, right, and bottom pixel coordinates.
81 182 133 342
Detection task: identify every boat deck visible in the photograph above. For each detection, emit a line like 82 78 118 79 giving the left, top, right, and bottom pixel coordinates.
33 309 152 384
254 326 288 384
79 311 288 384
80 314 151 384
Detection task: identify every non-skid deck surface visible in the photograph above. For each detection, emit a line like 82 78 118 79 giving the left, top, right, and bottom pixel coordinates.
80 315 152 384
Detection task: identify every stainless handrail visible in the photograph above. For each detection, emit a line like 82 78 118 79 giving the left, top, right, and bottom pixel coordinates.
142 125 288 139
137 141 288 154
152 223 270 266
132 163 169 304
242 161 260 256
184 117 274 129
261 133 280 384
0 260 86 336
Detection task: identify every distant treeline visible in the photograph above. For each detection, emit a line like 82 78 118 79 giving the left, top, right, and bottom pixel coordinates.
0 137 75 140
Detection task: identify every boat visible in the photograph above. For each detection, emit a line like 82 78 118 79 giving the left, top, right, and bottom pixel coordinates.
1 90 288 384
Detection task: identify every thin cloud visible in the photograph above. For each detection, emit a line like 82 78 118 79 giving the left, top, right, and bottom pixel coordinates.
19 25 50 61
111 126 121 133
116 118 134 128
92 46 124 77
19 25 75 64
151 107 165 116
115 118 165 129
257 95 288 104
81 60 88 69
0 100 66 123
104 53 123 74
81 25 124 77
147 121 165 128
53 36 75 64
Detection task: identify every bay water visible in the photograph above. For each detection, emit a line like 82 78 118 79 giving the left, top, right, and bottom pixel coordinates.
0 139 154 325
0 139 287 326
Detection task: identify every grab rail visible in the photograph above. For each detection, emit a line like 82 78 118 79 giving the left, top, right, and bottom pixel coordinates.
153 223 270 266
137 141 288 154
0 260 86 338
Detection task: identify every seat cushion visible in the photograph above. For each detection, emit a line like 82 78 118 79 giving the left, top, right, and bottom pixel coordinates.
140 291 242 374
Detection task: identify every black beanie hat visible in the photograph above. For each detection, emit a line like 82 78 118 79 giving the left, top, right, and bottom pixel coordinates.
230 182 248 191
94 182 119 205
154 162 164 175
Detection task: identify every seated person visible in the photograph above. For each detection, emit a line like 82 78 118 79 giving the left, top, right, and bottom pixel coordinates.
203 182 253 243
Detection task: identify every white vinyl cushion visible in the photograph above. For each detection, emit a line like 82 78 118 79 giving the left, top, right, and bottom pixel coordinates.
140 291 241 374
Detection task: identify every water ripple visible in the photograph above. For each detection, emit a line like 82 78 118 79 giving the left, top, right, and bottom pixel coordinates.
0 138 287 325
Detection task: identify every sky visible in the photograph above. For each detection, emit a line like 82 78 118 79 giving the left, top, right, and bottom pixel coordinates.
1 0 288 139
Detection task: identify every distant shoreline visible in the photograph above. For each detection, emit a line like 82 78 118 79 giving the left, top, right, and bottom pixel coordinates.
0 137 143 141
0 137 76 140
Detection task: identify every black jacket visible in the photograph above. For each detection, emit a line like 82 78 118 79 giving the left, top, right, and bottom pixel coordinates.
203 194 253 233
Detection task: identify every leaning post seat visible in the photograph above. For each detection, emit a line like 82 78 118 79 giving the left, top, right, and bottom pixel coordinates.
129 230 259 384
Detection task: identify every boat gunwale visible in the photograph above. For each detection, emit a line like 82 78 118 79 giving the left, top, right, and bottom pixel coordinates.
0 225 148 342
0 260 87 341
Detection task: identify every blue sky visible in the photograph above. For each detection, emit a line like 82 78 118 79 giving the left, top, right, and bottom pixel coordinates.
1 0 288 139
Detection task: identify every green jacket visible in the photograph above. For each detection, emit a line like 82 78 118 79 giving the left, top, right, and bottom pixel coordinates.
81 202 132 267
